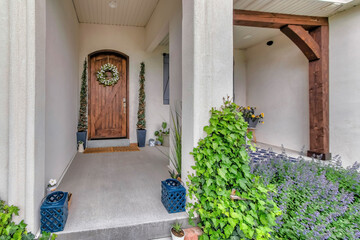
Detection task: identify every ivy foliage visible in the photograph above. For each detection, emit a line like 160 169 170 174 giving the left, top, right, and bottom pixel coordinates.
187 98 281 240
0 200 57 240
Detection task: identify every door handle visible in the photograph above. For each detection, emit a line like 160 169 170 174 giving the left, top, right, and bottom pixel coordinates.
123 98 126 114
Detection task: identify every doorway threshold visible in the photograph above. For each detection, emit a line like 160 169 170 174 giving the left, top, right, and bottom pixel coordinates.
87 138 130 148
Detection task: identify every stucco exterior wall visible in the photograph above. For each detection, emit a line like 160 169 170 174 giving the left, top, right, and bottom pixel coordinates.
79 24 169 143
234 49 247 106
234 5 360 166
169 9 182 169
145 0 181 51
181 0 234 185
46 0 79 183
0 0 10 201
245 34 309 151
329 5 360 167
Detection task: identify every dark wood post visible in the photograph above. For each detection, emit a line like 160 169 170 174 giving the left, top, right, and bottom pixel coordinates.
233 10 331 159
307 26 330 159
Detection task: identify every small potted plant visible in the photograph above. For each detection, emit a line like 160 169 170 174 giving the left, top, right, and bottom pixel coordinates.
154 122 170 147
239 106 264 128
47 179 57 195
171 222 185 240
78 140 84 153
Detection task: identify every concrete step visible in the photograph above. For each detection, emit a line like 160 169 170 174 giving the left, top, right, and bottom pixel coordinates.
56 217 192 240
87 138 130 148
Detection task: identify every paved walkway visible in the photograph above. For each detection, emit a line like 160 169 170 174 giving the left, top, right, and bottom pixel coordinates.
57 146 188 235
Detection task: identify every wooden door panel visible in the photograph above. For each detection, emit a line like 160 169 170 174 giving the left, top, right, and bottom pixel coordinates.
88 52 128 139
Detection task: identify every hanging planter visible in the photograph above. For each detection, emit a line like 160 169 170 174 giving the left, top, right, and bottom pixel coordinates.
247 118 259 128
239 106 264 128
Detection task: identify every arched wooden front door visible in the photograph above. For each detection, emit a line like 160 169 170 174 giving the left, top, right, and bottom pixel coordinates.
88 50 129 139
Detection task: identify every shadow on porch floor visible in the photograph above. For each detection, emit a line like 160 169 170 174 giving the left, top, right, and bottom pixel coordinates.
56 146 189 240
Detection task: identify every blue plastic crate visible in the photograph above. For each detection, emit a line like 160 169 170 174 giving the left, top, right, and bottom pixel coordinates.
161 179 186 213
40 191 69 232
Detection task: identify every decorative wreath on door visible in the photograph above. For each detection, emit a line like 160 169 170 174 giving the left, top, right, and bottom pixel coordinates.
96 63 120 86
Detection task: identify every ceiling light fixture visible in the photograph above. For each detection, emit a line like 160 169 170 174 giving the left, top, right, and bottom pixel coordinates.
109 0 117 8
319 0 354 4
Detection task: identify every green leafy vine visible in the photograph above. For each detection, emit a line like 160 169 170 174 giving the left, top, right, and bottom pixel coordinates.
0 200 57 240
187 98 281 240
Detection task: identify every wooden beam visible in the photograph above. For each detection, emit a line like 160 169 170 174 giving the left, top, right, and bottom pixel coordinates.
307 26 330 159
281 25 321 61
233 10 328 29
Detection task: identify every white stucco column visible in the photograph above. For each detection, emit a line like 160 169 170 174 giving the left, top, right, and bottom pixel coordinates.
169 9 183 171
0 0 10 201
181 0 234 184
0 0 46 233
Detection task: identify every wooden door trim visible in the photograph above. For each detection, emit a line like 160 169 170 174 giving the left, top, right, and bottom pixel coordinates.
88 50 129 139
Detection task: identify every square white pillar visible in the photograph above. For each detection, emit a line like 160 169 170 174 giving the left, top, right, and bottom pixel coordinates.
0 0 46 233
181 0 234 184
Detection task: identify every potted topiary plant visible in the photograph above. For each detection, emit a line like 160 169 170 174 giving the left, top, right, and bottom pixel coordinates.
170 222 185 240
137 62 146 147
77 59 88 148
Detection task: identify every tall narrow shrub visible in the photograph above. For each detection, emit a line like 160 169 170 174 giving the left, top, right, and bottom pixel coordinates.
137 62 146 129
77 59 88 132
187 98 281 240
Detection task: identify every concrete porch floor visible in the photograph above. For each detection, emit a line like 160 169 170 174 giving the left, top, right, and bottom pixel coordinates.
56 146 189 240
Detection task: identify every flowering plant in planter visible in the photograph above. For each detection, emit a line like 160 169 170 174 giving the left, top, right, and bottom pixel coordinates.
47 179 57 195
239 106 264 128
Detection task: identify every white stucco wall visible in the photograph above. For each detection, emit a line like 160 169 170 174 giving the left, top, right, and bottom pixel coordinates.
245 34 309 151
169 9 182 169
79 24 169 143
0 0 10 200
46 0 79 182
234 49 247 106
329 5 360 167
170 10 183 108
145 0 181 51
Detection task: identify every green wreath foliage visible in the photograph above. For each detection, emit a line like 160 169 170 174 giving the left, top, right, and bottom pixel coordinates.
96 63 120 86
187 98 281 240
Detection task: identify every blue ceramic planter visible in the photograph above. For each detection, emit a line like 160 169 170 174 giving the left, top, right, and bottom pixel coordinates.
137 129 147 147
76 131 87 148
